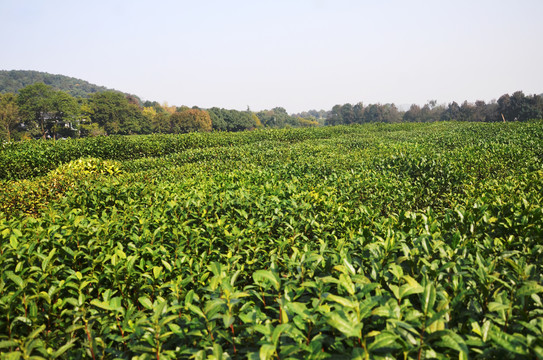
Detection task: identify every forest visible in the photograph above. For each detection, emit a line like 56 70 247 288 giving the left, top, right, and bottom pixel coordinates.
1 70 542 142
323 94 543 125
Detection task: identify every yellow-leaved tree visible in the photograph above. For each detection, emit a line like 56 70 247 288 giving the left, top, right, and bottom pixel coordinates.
170 109 212 133
0 93 20 142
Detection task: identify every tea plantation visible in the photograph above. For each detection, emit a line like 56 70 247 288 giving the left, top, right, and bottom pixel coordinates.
1 122 542 359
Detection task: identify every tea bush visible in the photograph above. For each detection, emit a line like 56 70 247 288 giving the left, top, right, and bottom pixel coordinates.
1 121 542 359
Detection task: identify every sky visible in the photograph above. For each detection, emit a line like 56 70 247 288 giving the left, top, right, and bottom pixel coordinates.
1 0 542 113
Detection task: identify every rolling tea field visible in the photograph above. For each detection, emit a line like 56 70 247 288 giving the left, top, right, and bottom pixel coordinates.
1 121 543 359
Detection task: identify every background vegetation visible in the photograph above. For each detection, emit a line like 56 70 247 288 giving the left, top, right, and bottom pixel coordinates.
0 70 117 98
1 70 542 142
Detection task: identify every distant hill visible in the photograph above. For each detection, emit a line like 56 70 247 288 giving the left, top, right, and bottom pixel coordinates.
0 70 130 98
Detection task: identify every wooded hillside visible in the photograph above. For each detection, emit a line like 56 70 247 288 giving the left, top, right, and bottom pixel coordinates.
0 70 118 98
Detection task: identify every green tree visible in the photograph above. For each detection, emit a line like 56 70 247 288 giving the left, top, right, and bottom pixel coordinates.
340 103 355 124
16 83 55 138
153 112 171 133
76 100 94 136
16 83 79 139
208 108 258 132
0 93 20 142
49 91 78 138
353 102 364 124
170 108 212 133
273 107 298 127
208 108 229 131
417 100 445 122
228 109 257 131
504 91 543 121
403 104 422 122
143 105 170 133
380 103 402 123
440 101 461 121
325 105 344 126
257 107 299 128
472 100 487 122
80 122 106 137
90 91 146 135
256 110 274 127
484 100 499 122
363 104 383 123
459 101 475 121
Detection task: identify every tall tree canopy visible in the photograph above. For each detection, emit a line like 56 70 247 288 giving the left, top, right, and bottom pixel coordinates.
208 108 259 132
257 107 300 128
326 103 401 125
16 83 78 139
16 83 55 139
90 91 147 135
170 109 212 133
0 93 20 142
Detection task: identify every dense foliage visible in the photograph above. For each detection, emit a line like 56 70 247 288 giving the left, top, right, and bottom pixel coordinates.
170 109 212 134
208 108 261 132
0 70 116 98
1 122 542 359
326 92 543 125
1 70 541 142
0 84 299 141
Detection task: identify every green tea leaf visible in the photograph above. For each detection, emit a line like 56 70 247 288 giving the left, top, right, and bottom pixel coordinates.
368 331 400 352
5 271 23 289
259 344 276 360
9 235 18 250
326 311 360 338
138 296 153 310
517 281 543 297
253 270 280 291
325 293 356 308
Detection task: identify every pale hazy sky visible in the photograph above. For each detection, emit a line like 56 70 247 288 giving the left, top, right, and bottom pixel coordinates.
1 0 542 112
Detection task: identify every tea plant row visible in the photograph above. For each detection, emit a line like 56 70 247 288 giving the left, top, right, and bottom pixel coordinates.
1 121 542 359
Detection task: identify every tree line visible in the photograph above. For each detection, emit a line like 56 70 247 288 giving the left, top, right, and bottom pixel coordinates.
0 81 542 142
0 83 321 141
324 91 543 125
